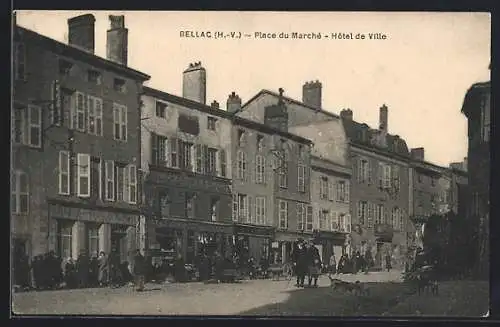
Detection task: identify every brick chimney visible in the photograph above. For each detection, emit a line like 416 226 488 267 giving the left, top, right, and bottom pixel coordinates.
68 14 96 54
226 92 242 113
183 62 206 104
264 88 288 132
106 15 128 65
410 147 425 161
302 80 322 109
379 104 388 132
340 108 353 120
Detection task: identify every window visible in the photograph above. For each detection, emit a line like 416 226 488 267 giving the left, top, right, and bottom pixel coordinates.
207 148 217 175
237 150 247 180
11 171 28 214
87 96 103 136
113 78 126 93
72 92 87 132
320 177 328 200
58 59 73 76
357 201 368 225
257 135 265 152
90 157 101 199
238 194 249 222
219 149 226 177
255 197 266 225
179 141 193 170
210 198 219 222
151 133 167 166
297 164 305 192
77 154 90 197
156 101 167 118
87 70 102 85
379 162 391 189
115 165 127 202
207 117 217 131
331 212 338 231
170 138 178 168
113 103 127 141
399 213 404 231
338 214 346 232
105 160 115 201
185 193 196 218
336 181 350 203
57 220 73 259
237 129 246 147
358 159 370 183
256 155 266 184
278 200 288 229
320 210 329 230
128 165 137 204
306 205 313 231
392 207 401 230
13 106 25 144
87 224 100 257
232 194 238 222
194 144 203 173
376 204 384 225
278 149 288 188
14 42 26 81
328 179 335 201
59 151 70 195
297 203 305 231
367 202 374 228
392 165 400 192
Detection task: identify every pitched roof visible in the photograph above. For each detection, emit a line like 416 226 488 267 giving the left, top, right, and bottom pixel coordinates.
143 86 313 145
15 25 150 81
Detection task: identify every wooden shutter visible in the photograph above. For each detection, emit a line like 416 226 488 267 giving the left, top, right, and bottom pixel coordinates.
345 181 350 203
328 179 334 201
151 133 158 165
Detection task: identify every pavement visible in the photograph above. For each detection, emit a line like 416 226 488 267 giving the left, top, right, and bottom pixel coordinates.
11 270 489 317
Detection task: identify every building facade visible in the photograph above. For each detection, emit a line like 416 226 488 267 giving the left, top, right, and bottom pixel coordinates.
236 89 313 264
140 65 233 264
290 120 352 263
340 107 411 269
461 80 490 277
11 14 150 266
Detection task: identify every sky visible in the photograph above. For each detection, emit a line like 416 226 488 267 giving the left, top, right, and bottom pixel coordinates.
16 11 491 167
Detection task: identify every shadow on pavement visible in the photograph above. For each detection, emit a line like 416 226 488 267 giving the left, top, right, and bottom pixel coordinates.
238 281 410 316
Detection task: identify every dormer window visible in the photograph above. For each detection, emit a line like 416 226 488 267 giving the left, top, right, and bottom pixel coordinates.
156 101 167 118
87 70 102 85
113 78 126 93
59 59 73 76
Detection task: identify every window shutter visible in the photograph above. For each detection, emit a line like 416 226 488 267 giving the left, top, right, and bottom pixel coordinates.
232 194 238 222
331 212 338 231
202 145 209 174
297 203 303 230
345 214 351 232
248 195 253 224
219 149 226 177
345 182 350 203
357 202 362 221
123 165 130 203
367 160 373 184
378 162 384 188
170 138 178 168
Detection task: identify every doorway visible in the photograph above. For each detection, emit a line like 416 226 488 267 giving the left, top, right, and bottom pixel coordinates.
111 225 128 263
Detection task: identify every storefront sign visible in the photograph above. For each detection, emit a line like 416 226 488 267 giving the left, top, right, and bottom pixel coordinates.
234 224 274 237
150 170 231 194
49 204 137 226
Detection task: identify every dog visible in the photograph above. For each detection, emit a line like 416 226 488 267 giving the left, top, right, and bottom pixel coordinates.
327 275 370 296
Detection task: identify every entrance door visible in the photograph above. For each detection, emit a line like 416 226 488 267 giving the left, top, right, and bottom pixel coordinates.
111 226 128 263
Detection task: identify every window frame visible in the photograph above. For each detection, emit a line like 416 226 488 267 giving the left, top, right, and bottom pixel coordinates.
237 150 247 180
113 102 128 141
11 170 29 214
256 154 266 184
59 151 71 195
77 153 91 198
88 95 103 136
27 105 42 148
278 200 288 230
105 160 115 201
128 164 137 204
297 164 306 192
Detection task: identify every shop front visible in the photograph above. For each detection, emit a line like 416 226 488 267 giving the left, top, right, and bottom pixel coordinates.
312 230 347 265
273 231 313 264
148 218 234 265
232 224 274 264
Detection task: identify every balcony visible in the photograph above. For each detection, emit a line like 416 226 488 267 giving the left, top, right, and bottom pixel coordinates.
374 223 394 242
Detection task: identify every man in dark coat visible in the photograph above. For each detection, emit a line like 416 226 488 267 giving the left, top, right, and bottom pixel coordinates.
133 250 146 291
76 251 90 288
98 251 109 286
294 240 308 287
307 241 322 287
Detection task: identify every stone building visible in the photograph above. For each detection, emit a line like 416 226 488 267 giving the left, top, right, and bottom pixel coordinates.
340 106 411 269
236 88 314 264
290 121 352 263
140 63 233 264
461 79 490 277
11 14 150 265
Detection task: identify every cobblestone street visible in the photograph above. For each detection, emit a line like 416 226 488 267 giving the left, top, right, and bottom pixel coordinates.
12 270 488 317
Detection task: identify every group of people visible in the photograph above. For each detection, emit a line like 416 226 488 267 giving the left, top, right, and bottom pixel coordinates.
12 249 140 291
292 239 322 288
327 250 393 275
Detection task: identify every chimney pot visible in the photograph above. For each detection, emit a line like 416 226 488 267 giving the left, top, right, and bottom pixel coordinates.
67 14 96 53
302 80 322 109
379 104 388 133
182 61 207 104
227 92 242 113
410 147 425 161
340 108 353 120
106 15 128 65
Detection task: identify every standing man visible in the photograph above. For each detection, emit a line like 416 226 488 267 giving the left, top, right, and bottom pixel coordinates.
328 252 337 277
133 249 146 292
294 240 308 287
307 241 322 287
